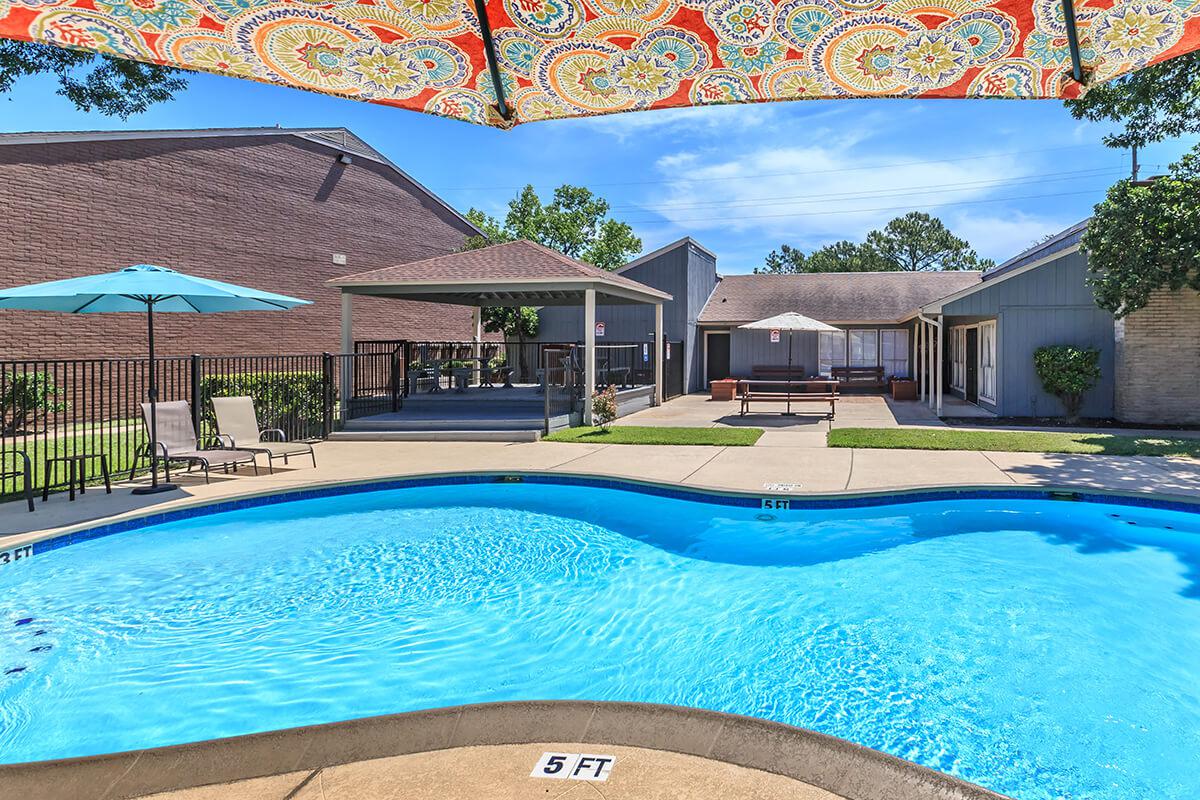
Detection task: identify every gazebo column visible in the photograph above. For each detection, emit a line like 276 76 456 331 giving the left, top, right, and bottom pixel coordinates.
584 288 596 425
654 302 664 406
917 321 924 401
936 315 944 417
340 292 353 421
471 306 483 375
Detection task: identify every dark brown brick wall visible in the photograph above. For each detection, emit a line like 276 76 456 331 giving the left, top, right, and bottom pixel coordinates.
0 134 482 359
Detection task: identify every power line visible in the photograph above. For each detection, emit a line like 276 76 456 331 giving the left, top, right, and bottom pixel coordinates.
434 143 1102 191
606 166 1126 213
619 187 1109 225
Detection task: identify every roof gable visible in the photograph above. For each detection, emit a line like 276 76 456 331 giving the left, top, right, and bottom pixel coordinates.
330 239 671 303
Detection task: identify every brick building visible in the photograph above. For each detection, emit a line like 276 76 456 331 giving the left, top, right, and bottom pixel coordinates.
1115 289 1200 425
0 127 482 359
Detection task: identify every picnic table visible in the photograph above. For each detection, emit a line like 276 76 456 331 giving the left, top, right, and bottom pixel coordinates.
737 378 838 418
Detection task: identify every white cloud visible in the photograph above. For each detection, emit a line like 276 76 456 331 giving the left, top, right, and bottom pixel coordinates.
639 137 1036 250
947 211 1073 263
582 103 784 143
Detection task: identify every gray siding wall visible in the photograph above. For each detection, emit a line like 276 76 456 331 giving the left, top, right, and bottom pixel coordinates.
532 241 717 392
942 250 1114 417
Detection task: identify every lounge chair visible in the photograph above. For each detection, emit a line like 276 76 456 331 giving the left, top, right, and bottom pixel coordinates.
211 396 316 472
131 401 259 483
1 450 34 512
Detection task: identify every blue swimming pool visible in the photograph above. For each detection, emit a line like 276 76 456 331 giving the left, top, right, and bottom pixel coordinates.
2 479 1199 799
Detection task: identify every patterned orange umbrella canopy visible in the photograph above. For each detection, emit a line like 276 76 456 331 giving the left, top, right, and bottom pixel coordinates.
2 0 1197 127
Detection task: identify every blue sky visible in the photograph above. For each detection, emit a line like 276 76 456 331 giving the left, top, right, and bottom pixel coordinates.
5 68 1196 274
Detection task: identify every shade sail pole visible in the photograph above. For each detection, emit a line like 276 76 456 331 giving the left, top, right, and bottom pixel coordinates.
1061 0 1086 84
471 0 513 121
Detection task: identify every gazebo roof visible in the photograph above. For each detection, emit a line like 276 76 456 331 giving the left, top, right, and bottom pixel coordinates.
329 240 671 306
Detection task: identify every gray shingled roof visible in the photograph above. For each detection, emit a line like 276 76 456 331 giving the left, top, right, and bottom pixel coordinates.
698 271 983 324
983 219 1088 281
330 239 670 301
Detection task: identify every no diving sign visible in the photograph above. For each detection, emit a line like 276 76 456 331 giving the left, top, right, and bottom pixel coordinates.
530 752 615 782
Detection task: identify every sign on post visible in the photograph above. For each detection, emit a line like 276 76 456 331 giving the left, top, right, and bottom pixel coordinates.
770 329 781 343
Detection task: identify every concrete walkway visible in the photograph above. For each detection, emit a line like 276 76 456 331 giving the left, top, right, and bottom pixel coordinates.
626 394 1200 439
5 437 1200 547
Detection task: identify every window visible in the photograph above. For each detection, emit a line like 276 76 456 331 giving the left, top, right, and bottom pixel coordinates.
848 330 878 367
880 329 909 379
950 327 966 391
818 330 847 376
979 321 997 402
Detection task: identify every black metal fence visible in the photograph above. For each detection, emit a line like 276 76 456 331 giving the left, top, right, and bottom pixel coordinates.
0 351 397 499
1 340 686 499
400 339 686 398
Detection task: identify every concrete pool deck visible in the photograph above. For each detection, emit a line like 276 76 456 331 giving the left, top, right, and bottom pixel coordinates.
4 435 1200 545
132 744 846 800
2 702 1008 800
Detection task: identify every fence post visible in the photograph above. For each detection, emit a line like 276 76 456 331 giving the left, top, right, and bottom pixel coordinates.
390 348 400 413
321 352 333 439
543 347 550 437
402 341 411 397
189 354 201 435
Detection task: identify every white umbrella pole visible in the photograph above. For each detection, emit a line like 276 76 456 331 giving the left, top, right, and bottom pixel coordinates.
786 330 793 415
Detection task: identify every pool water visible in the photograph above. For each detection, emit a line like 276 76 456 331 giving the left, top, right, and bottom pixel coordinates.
2 483 1199 799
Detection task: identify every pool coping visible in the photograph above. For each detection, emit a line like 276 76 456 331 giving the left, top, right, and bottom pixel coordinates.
0 700 1011 800
8 470 1200 563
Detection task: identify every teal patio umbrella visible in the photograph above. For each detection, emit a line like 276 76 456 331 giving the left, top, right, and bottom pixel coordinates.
0 265 310 494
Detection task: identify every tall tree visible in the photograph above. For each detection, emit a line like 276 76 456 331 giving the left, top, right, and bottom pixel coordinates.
1065 51 1200 149
463 184 640 365
0 41 185 117
867 212 993 271
755 244 806 274
1082 148 1200 317
465 184 641 271
1064 51 1200 312
806 240 891 273
758 213 992 274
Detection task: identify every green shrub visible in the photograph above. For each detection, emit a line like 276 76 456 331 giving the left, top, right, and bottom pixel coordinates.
198 371 328 438
1033 346 1102 422
592 385 618 429
2 371 68 435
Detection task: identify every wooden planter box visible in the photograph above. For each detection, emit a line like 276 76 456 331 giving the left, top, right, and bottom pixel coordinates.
890 379 917 401
711 379 739 402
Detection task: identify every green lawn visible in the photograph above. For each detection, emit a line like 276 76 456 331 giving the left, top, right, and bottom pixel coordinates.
828 427 1200 457
545 426 764 446
2 432 148 503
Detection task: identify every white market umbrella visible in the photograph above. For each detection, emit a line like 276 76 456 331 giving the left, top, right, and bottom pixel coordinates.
740 312 839 414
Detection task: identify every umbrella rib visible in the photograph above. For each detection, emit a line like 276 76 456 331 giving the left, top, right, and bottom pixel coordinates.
1061 0 1086 84
470 0 513 121
71 295 105 314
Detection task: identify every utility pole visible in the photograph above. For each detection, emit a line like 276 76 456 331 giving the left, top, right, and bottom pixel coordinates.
1131 144 1140 181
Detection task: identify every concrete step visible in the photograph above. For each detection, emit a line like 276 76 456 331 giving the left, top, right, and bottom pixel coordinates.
328 430 542 443
344 417 547 432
